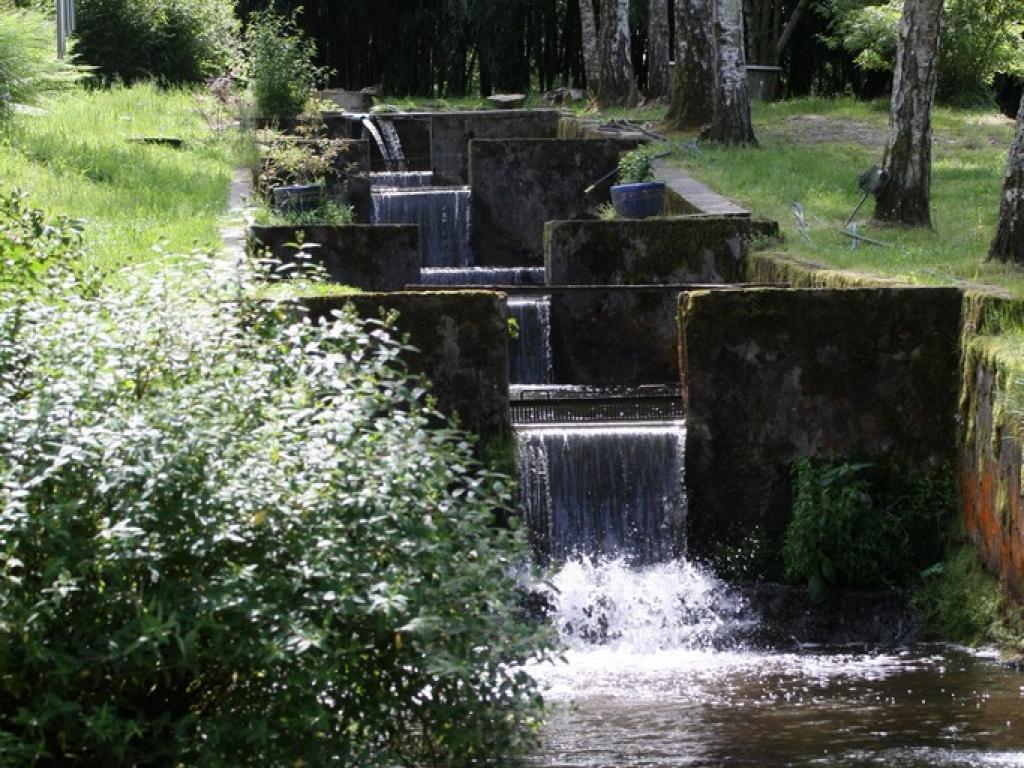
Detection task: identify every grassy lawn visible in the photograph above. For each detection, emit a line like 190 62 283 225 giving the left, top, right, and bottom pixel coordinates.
663 97 1022 296
0 83 240 278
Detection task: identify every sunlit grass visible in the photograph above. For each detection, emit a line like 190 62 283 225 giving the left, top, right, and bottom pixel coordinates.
0 83 240 277
661 97 1021 295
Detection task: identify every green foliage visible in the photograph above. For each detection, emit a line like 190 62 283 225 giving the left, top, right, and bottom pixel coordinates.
73 0 238 85
783 458 953 600
617 145 657 184
0 194 553 765
244 10 326 119
0 8 81 122
912 546 1009 646
820 0 1024 105
255 198 356 226
0 188 88 290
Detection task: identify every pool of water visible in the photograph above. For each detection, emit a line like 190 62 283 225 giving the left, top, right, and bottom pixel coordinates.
527 559 1024 767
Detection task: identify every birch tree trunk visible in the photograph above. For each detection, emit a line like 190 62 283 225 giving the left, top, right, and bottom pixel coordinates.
646 0 671 101
705 0 757 146
579 0 601 95
989 92 1024 263
595 0 640 107
873 0 944 227
666 0 715 130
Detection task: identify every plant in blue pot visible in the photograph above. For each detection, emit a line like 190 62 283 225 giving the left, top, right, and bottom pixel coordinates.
610 145 667 219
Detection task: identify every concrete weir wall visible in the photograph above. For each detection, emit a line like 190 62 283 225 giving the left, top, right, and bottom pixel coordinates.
430 110 560 186
469 139 621 266
299 291 511 442
248 224 419 292
544 216 779 286
679 286 963 562
547 287 685 385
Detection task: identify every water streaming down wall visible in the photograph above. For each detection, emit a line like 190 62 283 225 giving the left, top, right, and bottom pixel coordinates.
372 187 473 268
378 120 406 171
516 421 686 565
419 267 545 286
509 296 553 385
370 171 433 189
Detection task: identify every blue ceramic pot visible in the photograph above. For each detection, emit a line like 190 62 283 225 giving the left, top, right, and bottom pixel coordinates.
610 182 667 219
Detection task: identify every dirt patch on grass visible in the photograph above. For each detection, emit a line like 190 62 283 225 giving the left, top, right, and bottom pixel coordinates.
761 111 1015 149
760 114 887 147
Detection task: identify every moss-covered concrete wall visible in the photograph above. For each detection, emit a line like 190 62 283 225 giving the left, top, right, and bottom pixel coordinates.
679 286 963 564
961 336 1024 601
248 224 419 292
469 139 621 266
430 110 560 186
299 291 511 442
545 216 779 285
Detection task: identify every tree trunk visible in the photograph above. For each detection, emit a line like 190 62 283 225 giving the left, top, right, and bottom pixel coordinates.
666 0 715 130
873 0 944 227
595 0 640 107
989 92 1024 263
646 0 671 101
579 0 601 95
705 0 757 145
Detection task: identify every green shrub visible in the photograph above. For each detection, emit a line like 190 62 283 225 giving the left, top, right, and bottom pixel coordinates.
821 0 1024 105
782 458 953 600
73 0 238 85
0 194 552 765
912 546 1008 646
244 10 326 119
0 8 80 122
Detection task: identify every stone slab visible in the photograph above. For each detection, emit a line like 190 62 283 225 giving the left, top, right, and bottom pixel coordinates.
470 139 621 267
548 287 685 385
679 287 963 564
429 110 560 186
248 224 419 292
299 291 511 442
545 216 779 286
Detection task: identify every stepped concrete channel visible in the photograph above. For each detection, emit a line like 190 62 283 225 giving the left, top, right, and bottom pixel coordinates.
247 108 1024 767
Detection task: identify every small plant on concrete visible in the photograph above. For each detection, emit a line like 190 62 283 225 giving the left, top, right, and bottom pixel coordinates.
617 145 657 184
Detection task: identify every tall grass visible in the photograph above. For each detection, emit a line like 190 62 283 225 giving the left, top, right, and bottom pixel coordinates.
0 8 81 121
0 83 239 276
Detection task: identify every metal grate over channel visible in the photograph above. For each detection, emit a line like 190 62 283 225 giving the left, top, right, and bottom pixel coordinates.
510 384 684 425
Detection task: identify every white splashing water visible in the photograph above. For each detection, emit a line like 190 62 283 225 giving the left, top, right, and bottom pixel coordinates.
540 556 752 655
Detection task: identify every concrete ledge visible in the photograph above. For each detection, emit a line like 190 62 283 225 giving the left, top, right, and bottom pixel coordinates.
655 159 749 218
680 286 963 564
545 216 779 286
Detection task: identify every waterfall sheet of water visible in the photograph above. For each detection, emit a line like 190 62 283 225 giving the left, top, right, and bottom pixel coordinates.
378 120 406 170
516 420 686 565
372 187 473 268
419 267 546 286
370 171 433 189
361 116 406 170
509 296 553 385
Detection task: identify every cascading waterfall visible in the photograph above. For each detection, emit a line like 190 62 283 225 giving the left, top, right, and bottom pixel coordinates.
372 186 473 268
361 116 406 170
515 420 686 565
378 120 406 170
508 296 553 385
370 171 433 189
